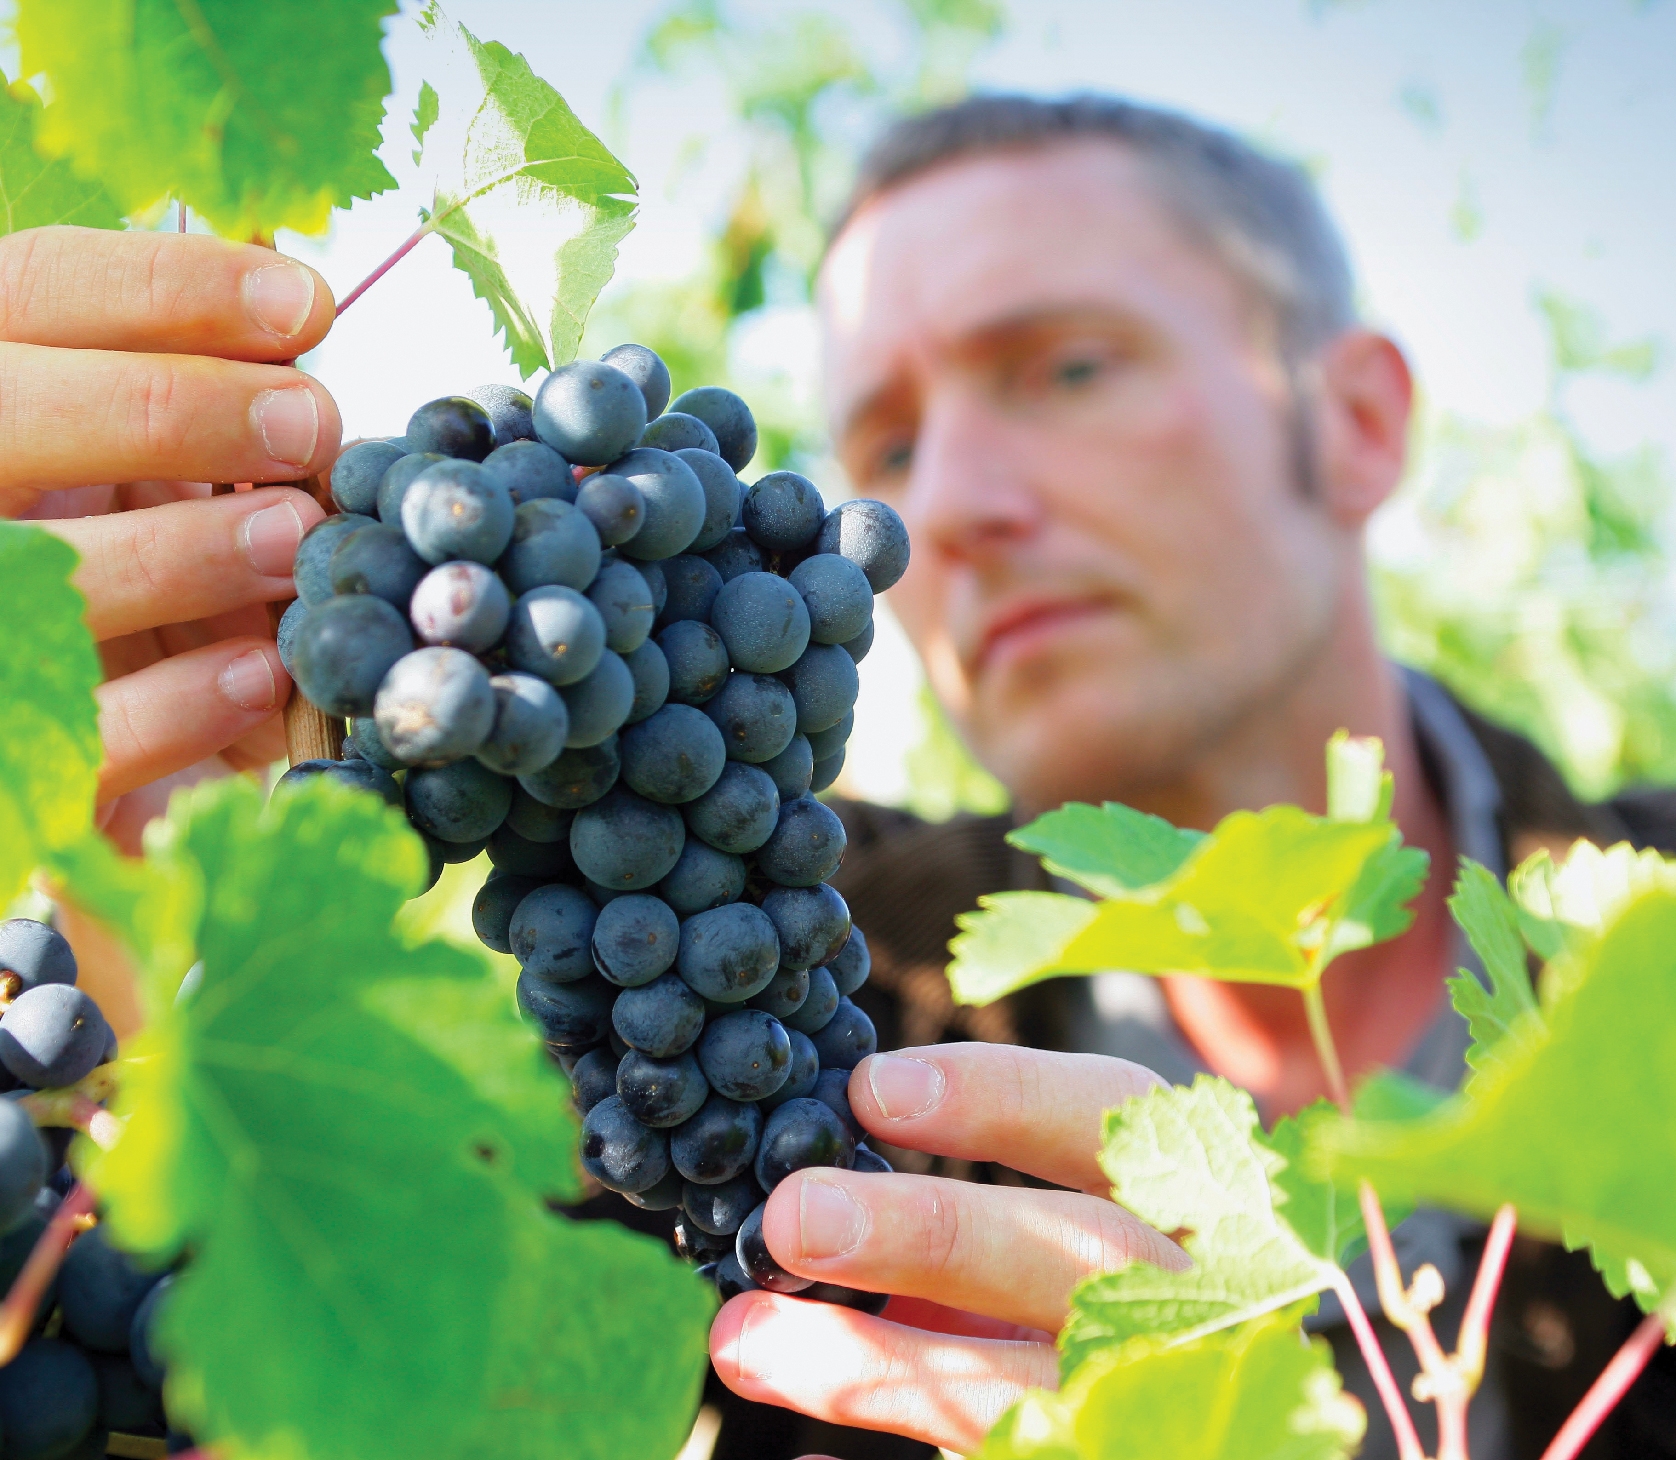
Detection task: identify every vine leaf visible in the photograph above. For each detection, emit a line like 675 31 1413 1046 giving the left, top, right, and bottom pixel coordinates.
0 523 101 906
85 777 713 1460
1445 859 1541 1072
1314 884 1676 1324
981 1312 1364 1460
1007 802 1203 899
0 72 123 234
416 5 638 375
1060 1078 1361 1375
17 0 396 237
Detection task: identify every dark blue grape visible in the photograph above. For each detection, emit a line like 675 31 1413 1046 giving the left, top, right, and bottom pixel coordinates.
735 1202 810 1293
810 1066 861 1138
618 704 726 806
760 736 814 801
742 471 824 553
517 736 619 809
427 831 488 866
670 386 757 472
682 1172 762 1236
636 559 669 616
0 920 76 992
710 572 810 675
657 620 729 705
535 361 648 465
674 448 744 554
59 1227 160 1352
616 1048 709 1128
475 672 568 776
827 925 870 996
471 872 542 955
465 384 537 446
129 1272 171 1389
682 761 779 855
657 554 723 628
641 411 718 454
276 597 307 677
711 1250 761 1299
623 639 670 724
850 1145 893 1176
417 837 446 894
817 498 910 591
506 585 606 687
625 1163 686 1211
580 1095 669 1194
779 642 860 734
697 1010 791 1101
759 1029 820 1111
406 395 496 461
0 1339 99 1460
481 439 572 504
294 589 414 717
670 1093 761 1184
676 903 779 1003
840 617 875 663
575 472 645 546
606 448 706 561
788 553 873 646
274 757 401 808
569 1047 620 1114
600 343 671 420
486 824 572 878
783 965 839 1036
402 459 515 565
591 894 680 987
560 649 635 746
747 966 809 1022
498 499 602 595
806 709 853 763
328 523 427 609
809 997 877 1070
404 758 512 842
0 985 107 1088
0 1101 44 1231
330 439 406 515
570 788 685 889
410 561 512 651
93 1351 165 1433
612 972 706 1057
704 672 797 764
659 839 745 918
703 528 766 583
505 788 574 842
587 558 657 653
754 1097 855 1192
810 749 845 793
347 716 402 771
757 795 847 886
517 971 615 1045
509 883 598 983
675 1212 733 1261
294 512 376 605
377 452 445 525
373 646 495 764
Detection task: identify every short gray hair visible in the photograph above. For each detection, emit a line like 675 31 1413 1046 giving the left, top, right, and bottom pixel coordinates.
833 93 1357 363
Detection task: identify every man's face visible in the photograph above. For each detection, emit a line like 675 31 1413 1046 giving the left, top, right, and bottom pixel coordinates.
820 141 1354 814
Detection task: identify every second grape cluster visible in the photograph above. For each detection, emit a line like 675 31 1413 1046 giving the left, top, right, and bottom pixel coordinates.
276 343 907 1305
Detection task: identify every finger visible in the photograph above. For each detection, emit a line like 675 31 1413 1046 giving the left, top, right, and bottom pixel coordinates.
849 1044 1165 1192
710 1291 1058 1455
0 344 341 503
95 638 290 803
0 227 334 359
764 1169 1186 1334
47 489 326 640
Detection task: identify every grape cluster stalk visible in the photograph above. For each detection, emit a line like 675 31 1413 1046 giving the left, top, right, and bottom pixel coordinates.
277 345 910 1306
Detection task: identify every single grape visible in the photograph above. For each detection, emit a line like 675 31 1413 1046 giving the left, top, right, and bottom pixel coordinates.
734 1203 810 1293
600 343 672 420
373 646 496 764
682 1172 761 1237
59 1226 161 1352
760 736 814 801
405 395 496 461
587 558 657 653
659 839 746 917
330 439 406 515
783 965 839 1036
623 639 670 724
779 641 861 734
0 1339 100 1460
759 1029 820 1111
347 716 403 771
674 1211 733 1260
404 757 513 843
426 831 489 867
275 597 308 677
640 411 718 455
569 1048 620 1114
616 1048 709 1128
505 787 574 842
809 997 877 1070
401 459 515 565
516 971 615 1046
570 788 685 889
757 795 847 886
580 1095 669 1195
619 704 727 805
746 966 809 1022
559 649 635 747
93 1352 165 1434
129 1271 172 1389
711 1251 762 1300
681 761 779 855
703 673 797 764
0 919 78 991
742 471 825 553
816 498 911 591
806 709 854 763
675 903 780 1003
498 498 602 595
788 553 874 646
754 1097 855 1192
274 757 401 808
416 838 446 895
696 1009 791 1101
535 360 649 465
0 1101 44 1232
669 386 757 472
486 823 573 878
710 572 810 675
591 894 680 987
657 620 730 705
827 925 870 996
465 383 537 446
611 972 706 1057
294 512 375 605
376 451 444 524
810 1066 862 1138
517 736 620 808
476 672 569 776
505 585 606 687
574 472 645 546
509 884 599 983
410 561 512 651
840 617 875 664
0 985 108 1088
669 1093 762 1185
702 528 766 583
657 554 723 626
810 749 845 793
605 448 706 561
850 1145 893 1177
471 872 542 955
479 438 574 507
624 1164 686 1212
674 448 744 554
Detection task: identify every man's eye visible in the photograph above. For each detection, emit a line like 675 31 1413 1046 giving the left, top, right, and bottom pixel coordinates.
877 440 913 477
1054 356 1102 387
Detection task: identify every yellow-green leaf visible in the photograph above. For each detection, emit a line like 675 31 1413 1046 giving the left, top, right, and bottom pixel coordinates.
0 72 123 234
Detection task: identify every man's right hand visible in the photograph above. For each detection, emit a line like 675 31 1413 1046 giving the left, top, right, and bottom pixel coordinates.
1 225 343 851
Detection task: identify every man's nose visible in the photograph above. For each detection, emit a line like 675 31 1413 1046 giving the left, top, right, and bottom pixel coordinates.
905 392 1043 565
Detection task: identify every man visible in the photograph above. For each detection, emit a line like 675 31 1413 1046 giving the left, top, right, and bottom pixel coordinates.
702 95 1676 1459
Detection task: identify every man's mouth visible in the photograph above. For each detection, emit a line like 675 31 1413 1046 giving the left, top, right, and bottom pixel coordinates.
973 596 1114 675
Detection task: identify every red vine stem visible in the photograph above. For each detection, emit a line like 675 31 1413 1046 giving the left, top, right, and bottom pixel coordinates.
1331 1270 1426 1460
1539 1307 1671 1460
0 1182 96 1364
335 223 433 316
1456 1205 1517 1388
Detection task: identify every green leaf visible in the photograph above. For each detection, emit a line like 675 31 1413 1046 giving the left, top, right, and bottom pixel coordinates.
88 777 712 1460
418 7 638 374
1060 1078 1358 1373
1314 886 1676 1319
981 1314 1363 1460
17 0 396 237
411 80 440 164
947 891 1099 1004
1445 860 1541 1071
0 523 101 906
0 72 123 234
1007 802 1204 898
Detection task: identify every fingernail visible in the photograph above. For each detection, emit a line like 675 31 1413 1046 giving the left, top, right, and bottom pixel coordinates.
243 261 316 337
218 648 277 712
732 1300 772 1383
239 500 305 577
251 386 319 468
798 1175 868 1259
867 1054 945 1120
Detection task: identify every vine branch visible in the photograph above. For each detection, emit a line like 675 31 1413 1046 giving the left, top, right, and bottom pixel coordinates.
0 1182 96 1364
1540 1304 1673 1460
1331 1270 1426 1460
335 223 434 316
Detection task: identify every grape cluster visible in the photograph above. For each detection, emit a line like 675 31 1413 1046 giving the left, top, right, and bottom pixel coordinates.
275 346 908 1306
0 919 180 1460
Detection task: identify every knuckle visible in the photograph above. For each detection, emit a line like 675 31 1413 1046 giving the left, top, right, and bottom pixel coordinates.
915 1184 967 1280
0 228 48 338
121 359 195 462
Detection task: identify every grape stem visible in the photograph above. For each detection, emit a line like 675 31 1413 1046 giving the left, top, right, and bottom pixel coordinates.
1330 1270 1426 1460
0 1181 96 1364
1301 981 1349 1111
335 222 434 317
1541 1301 1674 1460
18 1066 123 1151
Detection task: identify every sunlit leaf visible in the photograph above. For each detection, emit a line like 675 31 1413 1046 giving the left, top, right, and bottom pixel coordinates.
0 71 123 234
1445 859 1541 1071
1007 802 1203 899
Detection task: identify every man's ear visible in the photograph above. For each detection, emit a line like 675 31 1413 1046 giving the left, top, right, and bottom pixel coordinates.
1310 329 1413 526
